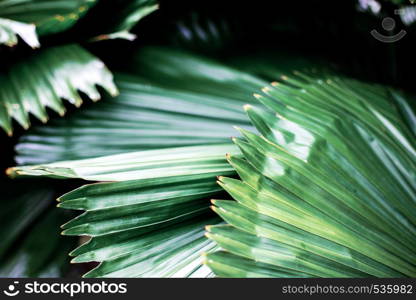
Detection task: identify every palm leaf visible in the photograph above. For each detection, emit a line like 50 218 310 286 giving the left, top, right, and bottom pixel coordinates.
63 174 223 278
0 18 39 48
12 48 414 278
9 145 237 277
203 251 314 278
14 47 262 164
92 0 159 41
0 179 76 277
61 174 225 277
0 180 53 258
206 71 416 277
0 0 96 44
0 44 118 135
7 48 267 277
130 47 266 99
6 48 367 278
0 0 159 46
14 74 253 164
0 208 75 277
8 144 238 180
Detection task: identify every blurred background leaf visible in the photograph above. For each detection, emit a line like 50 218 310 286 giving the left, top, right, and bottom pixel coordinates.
0 179 77 277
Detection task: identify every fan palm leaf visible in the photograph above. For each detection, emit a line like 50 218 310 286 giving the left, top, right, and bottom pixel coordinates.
9 48 415 277
206 70 416 277
0 44 118 135
14 47 261 164
7 48 264 277
8 144 238 277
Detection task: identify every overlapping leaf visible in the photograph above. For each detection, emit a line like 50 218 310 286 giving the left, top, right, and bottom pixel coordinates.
12 48 415 278
9 48 267 276
130 47 267 99
60 173 224 277
15 48 261 164
9 145 238 277
0 0 160 47
206 71 416 277
14 75 253 164
8 48 270 277
9 144 239 180
92 0 159 41
0 0 97 47
203 251 313 278
0 44 117 135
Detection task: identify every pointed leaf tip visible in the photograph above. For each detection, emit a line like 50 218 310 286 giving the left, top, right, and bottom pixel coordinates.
243 104 252 111
261 87 270 93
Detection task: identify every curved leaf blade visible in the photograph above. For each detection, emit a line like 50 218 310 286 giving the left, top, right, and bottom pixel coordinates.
0 18 39 48
0 44 118 135
208 70 416 278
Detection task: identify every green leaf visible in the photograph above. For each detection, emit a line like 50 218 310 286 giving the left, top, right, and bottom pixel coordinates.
131 47 268 99
8 48 269 278
14 74 253 164
9 144 239 180
0 44 118 135
92 0 159 41
206 224 368 277
13 48 414 278
11 145 236 277
15 48 261 165
60 172 225 277
0 179 76 277
0 0 158 46
204 251 313 278
0 208 76 278
0 18 39 48
208 70 416 277
0 0 97 41
208 198 402 277
72 212 222 277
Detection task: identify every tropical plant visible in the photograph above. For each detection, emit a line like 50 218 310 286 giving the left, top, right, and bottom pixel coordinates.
0 0 158 135
1 0 415 278
6 46 416 277
206 74 416 278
